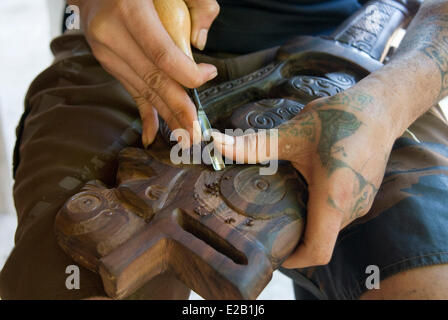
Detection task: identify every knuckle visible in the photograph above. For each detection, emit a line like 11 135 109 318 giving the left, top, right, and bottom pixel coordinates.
172 106 187 121
182 71 203 88
133 95 147 108
188 76 203 89
88 17 109 44
152 49 170 69
141 88 157 105
204 1 220 17
330 183 353 205
142 69 165 91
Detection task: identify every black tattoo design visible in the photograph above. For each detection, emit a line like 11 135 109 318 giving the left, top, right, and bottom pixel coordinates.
317 109 379 220
313 91 375 112
316 109 361 174
327 178 377 223
278 112 316 142
278 95 381 221
398 14 448 99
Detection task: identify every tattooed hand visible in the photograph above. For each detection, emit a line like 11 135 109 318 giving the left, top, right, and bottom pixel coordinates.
212 90 397 268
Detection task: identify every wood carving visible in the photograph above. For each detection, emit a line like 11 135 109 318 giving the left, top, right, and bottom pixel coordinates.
56 144 306 299
55 0 420 299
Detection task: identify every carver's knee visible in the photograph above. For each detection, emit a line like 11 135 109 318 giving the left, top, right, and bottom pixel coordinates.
360 264 448 299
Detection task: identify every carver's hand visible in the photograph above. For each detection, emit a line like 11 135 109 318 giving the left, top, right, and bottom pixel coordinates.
69 0 220 147
212 90 399 268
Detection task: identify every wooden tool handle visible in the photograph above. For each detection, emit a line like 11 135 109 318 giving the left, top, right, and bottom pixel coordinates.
154 0 194 60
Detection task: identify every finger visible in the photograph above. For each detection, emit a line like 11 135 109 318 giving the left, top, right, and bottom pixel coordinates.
282 182 343 269
93 43 185 143
114 75 160 148
211 130 279 164
211 118 312 164
139 100 159 148
92 43 184 130
90 24 199 137
121 0 218 88
98 59 159 147
184 0 220 50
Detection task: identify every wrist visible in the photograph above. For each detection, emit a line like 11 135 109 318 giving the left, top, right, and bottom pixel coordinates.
348 76 408 142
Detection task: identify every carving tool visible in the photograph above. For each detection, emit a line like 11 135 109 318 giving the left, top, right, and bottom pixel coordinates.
154 0 225 171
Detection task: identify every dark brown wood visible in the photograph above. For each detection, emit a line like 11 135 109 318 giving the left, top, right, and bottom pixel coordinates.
56 144 306 299
55 0 419 300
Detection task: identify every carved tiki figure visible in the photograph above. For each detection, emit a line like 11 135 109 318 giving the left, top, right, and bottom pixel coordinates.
55 0 420 300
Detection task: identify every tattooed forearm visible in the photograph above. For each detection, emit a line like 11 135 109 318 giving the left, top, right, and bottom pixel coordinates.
313 91 375 113
278 112 317 141
397 12 448 99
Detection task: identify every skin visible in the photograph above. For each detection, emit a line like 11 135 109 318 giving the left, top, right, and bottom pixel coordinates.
212 0 448 298
70 0 448 299
68 0 220 147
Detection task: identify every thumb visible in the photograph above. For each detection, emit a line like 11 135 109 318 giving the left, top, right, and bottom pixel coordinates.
282 182 343 269
211 130 282 164
185 0 220 50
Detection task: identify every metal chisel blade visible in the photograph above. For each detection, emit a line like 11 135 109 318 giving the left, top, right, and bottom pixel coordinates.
191 89 225 171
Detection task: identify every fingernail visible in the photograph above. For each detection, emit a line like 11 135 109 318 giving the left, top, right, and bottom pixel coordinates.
196 29 208 50
207 67 218 81
211 132 235 145
192 122 202 145
142 134 149 149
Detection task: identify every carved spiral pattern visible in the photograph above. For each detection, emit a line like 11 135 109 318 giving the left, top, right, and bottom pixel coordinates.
325 72 356 87
291 76 346 98
67 193 102 214
245 99 305 129
247 112 276 129
158 64 277 142
257 99 284 108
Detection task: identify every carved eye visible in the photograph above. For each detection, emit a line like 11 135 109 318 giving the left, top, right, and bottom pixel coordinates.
233 168 286 206
220 166 295 220
67 193 103 214
59 192 114 236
